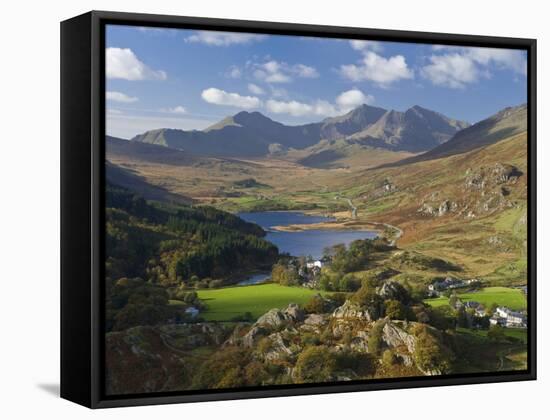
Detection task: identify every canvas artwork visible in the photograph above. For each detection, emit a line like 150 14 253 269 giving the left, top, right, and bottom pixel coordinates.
103 24 529 396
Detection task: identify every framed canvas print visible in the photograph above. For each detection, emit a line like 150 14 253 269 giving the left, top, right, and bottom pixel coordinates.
60 11 536 408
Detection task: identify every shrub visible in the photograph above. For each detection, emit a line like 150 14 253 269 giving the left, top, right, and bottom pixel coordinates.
382 349 398 367
368 319 386 355
412 325 454 374
294 346 337 383
487 325 506 342
304 294 327 314
384 299 407 320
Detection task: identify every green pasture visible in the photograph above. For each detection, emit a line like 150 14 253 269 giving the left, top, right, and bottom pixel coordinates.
424 286 526 311
195 283 326 321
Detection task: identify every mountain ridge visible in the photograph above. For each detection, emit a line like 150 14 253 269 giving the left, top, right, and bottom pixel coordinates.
381 103 527 167
130 104 470 158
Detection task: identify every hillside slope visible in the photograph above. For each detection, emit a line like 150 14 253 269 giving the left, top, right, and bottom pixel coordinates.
106 162 193 205
107 136 200 166
336 132 527 284
388 104 526 166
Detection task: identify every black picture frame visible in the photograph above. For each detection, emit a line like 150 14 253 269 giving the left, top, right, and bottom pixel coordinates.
61 10 537 409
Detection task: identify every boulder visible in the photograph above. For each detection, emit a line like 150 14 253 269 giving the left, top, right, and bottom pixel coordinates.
382 321 417 354
304 313 326 326
284 303 305 322
350 331 370 353
256 304 304 328
256 309 291 328
242 325 267 348
264 332 294 361
332 300 374 322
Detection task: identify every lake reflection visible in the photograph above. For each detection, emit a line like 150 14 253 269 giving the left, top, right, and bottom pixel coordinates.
238 211 377 260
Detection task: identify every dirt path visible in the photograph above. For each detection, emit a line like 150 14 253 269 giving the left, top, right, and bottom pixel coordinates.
335 194 357 219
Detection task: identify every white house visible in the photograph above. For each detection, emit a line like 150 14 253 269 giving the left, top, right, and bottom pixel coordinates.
490 306 527 328
306 260 323 269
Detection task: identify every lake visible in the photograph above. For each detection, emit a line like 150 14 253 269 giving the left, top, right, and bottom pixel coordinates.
238 211 377 260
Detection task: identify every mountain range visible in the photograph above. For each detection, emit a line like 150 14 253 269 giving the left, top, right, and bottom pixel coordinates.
388 104 527 166
130 104 470 158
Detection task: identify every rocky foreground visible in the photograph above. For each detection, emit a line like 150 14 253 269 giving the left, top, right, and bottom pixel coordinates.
106 282 454 394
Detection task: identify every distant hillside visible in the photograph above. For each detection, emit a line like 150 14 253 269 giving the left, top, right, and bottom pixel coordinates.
131 111 322 157
339 130 528 283
107 135 198 166
130 105 468 158
105 161 193 205
292 138 415 169
388 104 527 166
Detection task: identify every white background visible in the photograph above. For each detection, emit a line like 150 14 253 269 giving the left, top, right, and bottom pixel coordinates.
0 0 547 418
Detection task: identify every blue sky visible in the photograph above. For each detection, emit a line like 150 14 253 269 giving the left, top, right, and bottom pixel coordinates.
106 24 527 139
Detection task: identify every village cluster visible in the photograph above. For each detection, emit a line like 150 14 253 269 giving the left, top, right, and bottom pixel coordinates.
428 276 527 328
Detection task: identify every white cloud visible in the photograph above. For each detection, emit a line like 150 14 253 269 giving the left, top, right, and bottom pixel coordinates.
294 64 319 78
226 65 242 79
106 47 167 81
336 89 374 111
422 53 482 89
421 46 527 89
467 47 527 75
248 83 265 95
349 40 382 52
265 89 373 118
252 60 319 84
266 99 317 117
161 105 187 114
264 72 292 84
106 91 139 103
340 51 413 86
186 31 265 46
312 100 338 117
201 88 261 109
266 99 340 118
255 60 291 83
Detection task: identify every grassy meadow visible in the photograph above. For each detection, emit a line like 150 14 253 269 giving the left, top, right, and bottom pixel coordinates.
424 286 527 310
194 283 327 321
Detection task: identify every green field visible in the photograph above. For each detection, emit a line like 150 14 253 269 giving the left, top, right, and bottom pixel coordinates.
195 283 327 321
424 286 527 311
454 327 528 372
456 327 527 344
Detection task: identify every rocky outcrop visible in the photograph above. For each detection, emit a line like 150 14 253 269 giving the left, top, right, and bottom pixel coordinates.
417 200 458 217
332 300 375 321
229 304 305 348
377 280 410 303
465 163 522 190
106 324 232 394
350 331 370 353
242 325 268 348
256 303 304 328
304 313 327 326
157 323 230 349
284 303 305 322
264 332 294 361
382 321 417 354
